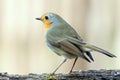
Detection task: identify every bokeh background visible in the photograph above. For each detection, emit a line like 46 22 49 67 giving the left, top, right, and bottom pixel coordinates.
0 0 119 74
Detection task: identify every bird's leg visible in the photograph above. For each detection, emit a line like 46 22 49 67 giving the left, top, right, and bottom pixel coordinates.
69 57 78 73
52 58 67 74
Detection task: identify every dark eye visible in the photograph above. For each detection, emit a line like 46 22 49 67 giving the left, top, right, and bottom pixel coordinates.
45 16 49 20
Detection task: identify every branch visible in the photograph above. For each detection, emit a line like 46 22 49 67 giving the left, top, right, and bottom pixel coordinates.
0 69 120 80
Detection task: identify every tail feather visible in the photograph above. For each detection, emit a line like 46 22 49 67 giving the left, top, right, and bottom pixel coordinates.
86 51 94 61
86 44 116 58
82 54 91 63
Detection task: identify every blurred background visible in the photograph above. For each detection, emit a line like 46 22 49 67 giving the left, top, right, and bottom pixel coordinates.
0 0 119 74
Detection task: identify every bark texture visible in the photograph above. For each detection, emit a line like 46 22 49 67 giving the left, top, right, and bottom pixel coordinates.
0 69 120 80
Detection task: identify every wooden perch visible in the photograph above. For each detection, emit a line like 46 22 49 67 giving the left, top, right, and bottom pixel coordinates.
0 69 120 80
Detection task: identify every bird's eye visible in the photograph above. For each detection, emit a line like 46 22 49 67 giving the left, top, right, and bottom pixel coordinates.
45 16 49 20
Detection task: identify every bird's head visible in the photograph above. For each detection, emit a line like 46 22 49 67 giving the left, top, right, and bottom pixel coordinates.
36 13 65 30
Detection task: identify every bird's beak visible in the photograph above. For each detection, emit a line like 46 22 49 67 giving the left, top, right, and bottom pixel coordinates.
36 18 41 20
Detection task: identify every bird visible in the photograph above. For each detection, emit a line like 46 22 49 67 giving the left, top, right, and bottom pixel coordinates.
36 12 116 74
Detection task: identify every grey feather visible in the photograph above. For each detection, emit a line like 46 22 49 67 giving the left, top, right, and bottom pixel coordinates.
67 37 116 58
86 44 116 57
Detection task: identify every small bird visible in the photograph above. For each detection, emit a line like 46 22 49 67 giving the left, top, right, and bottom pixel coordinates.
36 12 116 74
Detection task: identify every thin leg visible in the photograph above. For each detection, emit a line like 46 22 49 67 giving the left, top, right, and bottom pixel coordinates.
69 57 78 73
52 59 67 74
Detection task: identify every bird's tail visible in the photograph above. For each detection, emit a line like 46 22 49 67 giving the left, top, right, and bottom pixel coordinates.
85 44 116 58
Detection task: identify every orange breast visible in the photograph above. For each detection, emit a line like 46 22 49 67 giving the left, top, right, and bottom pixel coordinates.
44 24 51 30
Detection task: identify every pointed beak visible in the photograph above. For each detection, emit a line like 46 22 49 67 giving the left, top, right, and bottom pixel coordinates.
36 18 41 20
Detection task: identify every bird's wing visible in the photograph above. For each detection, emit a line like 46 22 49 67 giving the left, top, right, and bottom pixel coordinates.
48 38 82 57
47 37 91 62
67 36 86 45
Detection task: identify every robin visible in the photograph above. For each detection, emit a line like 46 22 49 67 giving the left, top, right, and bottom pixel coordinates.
36 12 116 74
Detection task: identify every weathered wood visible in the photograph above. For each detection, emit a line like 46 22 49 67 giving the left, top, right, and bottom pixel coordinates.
0 69 120 80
